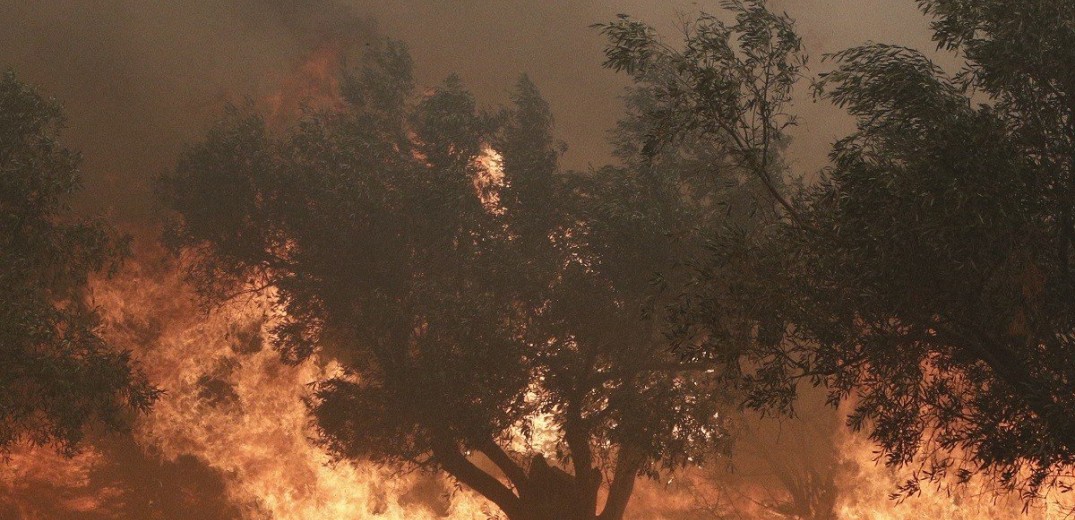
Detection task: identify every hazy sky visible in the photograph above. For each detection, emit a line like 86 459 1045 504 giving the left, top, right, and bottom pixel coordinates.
0 3 952 516
371 0 945 175
0 0 945 225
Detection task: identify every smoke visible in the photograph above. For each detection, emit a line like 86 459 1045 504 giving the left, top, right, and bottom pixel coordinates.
0 0 376 225
0 0 942 225
0 1 1011 518
0 437 240 519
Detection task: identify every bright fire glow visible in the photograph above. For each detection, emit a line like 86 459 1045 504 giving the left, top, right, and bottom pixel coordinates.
96 261 495 519
474 146 506 214
0 260 500 518
263 42 346 128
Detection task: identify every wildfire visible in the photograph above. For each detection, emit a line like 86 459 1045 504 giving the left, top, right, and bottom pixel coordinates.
95 259 496 519
263 41 347 128
623 411 1075 519
0 255 500 519
6 31 1075 520
832 420 1075 520
474 146 506 214
8 264 1073 520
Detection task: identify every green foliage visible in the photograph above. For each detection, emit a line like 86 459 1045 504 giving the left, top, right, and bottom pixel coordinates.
595 0 805 404
0 71 157 454
796 0 1075 497
162 38 730 519
605 0 1075 503
594 0 805 223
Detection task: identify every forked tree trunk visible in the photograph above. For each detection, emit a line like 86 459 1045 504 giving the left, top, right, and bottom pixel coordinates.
436 444 641 520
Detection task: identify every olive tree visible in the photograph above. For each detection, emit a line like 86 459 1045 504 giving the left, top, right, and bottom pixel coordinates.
161 39 730 519
602 0 1075 502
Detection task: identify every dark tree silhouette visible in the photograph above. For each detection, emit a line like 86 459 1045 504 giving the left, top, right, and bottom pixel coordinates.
161 39 733 519
602 0 1075 502
796 0 1075 496
0 71 157 454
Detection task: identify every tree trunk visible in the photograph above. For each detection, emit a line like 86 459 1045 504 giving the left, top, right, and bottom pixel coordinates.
598 447 643 520
435 442 643 520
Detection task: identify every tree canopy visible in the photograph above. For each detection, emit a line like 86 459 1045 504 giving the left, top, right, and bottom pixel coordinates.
162 0 1075 511
0 71 157 454
600 0 1075 501
12 0 1075 514
160 36 743 518
798 0 1075 495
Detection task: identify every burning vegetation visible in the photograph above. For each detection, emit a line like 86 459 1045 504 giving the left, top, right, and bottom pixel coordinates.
4 0 1075 519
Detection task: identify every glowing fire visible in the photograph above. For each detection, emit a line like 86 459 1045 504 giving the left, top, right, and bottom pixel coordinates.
0 256 501 518
619 408 1075 519
474 146 506 214
7 264 1073 519
4 259 1075 519
832 420 1075 520
93 260 495 519
263 41 347 128
6 35 1075 520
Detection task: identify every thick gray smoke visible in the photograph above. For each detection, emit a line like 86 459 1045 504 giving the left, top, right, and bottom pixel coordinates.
0 0 935 225
0 1 938 517
0 0 376 224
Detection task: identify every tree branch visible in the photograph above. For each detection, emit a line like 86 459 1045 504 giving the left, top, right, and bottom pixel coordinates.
477 438 532 497
432 438 524 519
598 446 644 520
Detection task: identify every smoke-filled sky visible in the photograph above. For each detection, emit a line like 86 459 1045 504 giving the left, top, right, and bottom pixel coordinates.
0 0 945 226
0 3 1044 519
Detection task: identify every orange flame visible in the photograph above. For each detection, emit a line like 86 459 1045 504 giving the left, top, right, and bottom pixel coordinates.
474 146 506 214
90 260 495 519
263 41 346 129
832 419 1075 520
6 36 1075 518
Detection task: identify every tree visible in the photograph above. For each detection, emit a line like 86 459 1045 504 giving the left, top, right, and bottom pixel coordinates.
594 0 804 228
161 39 729 519
601 0 1075 503
594 0 807 412
0 71 157 454
794 0 1075 497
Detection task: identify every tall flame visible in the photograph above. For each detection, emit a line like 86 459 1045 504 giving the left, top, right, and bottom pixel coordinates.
88 259 494 519
5 35 1075 520
263 41 347 128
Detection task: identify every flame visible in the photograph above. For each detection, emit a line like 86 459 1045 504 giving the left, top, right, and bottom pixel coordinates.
0 256 497 518
263 41 346 128
89 259 495 519
617 402 1075 519
832 420 1075 520
5 261 1075 518
4 261 1075 519
8 253 1075 519
474 146 506 214
0 51 515 519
